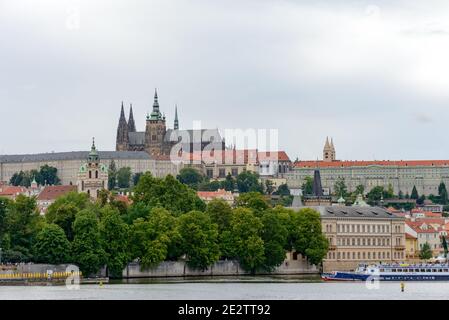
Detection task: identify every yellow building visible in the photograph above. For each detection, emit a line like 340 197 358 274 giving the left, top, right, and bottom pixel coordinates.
405 233 419 260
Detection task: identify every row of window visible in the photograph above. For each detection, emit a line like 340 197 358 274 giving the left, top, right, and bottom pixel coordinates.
327 251 405 260
325 224 401 234
333 237 402 247
382 268 449 273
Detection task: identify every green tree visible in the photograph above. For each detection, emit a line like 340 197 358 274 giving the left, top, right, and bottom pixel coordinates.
108 160 117 190
302 176 314 196
411 186 419 200
99 207 130 278
176 167 205 190
132 172 143 187
275 184 290 196
222 207 265 274
221 173 235 191
235 192 270 216
5 195 43 261
39 165 61 185
33 224 70 264
439 182 448 205
206 199 233 233
260 210 288 272
132 173 206 215
417 195 426 205
236 171 263 193
366 186 384 203
289 208 328 265
45 192 90 241
419 242 433 260
117 167 132 189
334 178 348 198
71 209 106 276
178 211 220 270
129 207 180 268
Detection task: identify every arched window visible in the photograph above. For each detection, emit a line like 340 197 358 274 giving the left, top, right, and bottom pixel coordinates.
95 170 98 179
89 171 92 179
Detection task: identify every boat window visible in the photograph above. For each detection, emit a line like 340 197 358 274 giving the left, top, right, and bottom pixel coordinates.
379 269 384 272
444 269 449 272
432 269 437 272
403 269 408 273
439 269 443 272
414 269 420 272
391 269 396 272
426 269 431 272
397 269 402 272
421 269 425 272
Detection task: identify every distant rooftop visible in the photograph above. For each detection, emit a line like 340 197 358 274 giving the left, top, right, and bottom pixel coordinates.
0 151 151 163
316 206 404 219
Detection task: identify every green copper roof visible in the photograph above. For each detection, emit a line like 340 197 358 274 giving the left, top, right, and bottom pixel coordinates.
88 138 99 162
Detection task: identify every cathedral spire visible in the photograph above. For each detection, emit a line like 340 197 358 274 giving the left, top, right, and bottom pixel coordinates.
128 103 136 132
116 101 129 151
174 104 179 130
120 101 126 120
150 88 162 120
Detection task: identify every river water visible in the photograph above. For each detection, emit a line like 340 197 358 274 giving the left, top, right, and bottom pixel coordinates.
1 276 449 299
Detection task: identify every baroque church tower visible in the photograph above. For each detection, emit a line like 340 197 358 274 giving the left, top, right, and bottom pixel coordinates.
116 102 129 151
323 137 336 162
145 89 167 156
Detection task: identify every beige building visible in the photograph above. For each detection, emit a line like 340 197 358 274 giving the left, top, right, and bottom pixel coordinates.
0 151 181 186
317 206 406 272
287 139 449 196
197 189 235 206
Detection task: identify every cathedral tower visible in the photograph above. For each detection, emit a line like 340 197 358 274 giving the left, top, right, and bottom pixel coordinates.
323 137 336 162
145 89 167 156
128 103 136 133
116 102 129 151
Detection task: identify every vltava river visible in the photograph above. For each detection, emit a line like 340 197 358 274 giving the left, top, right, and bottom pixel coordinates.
1 276 449 299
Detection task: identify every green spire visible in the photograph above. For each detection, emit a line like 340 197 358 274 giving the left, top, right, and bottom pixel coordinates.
150 88 163 120
88 137 99 162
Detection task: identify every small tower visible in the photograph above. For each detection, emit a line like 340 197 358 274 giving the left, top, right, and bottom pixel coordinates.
128 103 136 133
116 102 129 151
144 89 167 156
174 105 179 130
77 138 109 200
323 137 336 162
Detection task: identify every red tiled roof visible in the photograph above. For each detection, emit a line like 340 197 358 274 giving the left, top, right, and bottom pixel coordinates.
37 185 77 201
0 186 27 196
294 160 449 168
197 189 230 198
115 194 132 205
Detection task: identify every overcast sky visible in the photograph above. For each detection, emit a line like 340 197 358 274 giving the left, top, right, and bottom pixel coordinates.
2 0 449 161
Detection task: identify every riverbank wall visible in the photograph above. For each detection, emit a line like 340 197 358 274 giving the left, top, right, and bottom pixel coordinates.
122 257 318 278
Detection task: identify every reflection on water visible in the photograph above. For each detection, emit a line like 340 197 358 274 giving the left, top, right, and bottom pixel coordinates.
113 274 323 285
1 276 449 300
